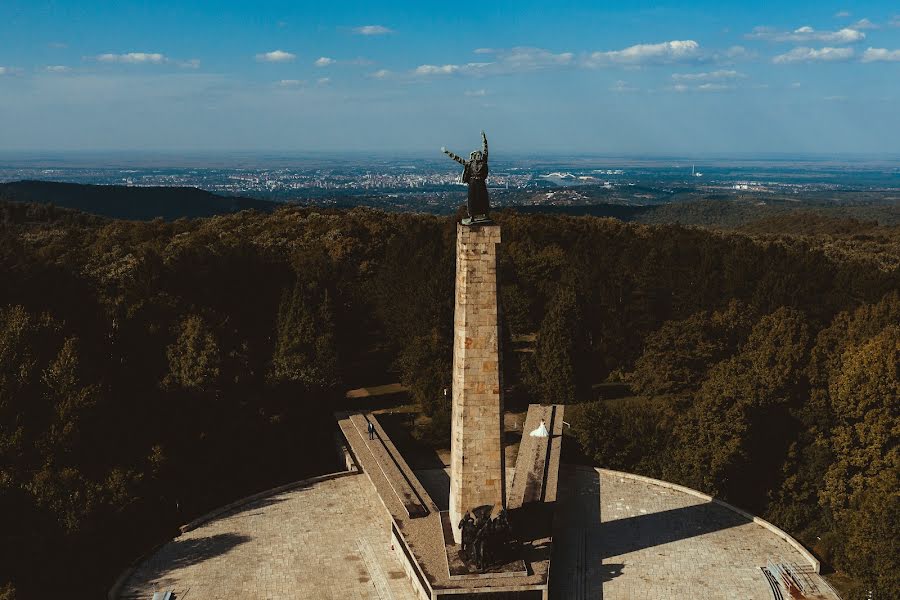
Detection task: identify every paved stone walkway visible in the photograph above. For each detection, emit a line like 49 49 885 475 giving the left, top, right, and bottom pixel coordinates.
119 474 419 600
550 467 840 600
121 466 841 600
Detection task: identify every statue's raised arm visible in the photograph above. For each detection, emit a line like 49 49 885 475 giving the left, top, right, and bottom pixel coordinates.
481 131 488 162
442 146 467 165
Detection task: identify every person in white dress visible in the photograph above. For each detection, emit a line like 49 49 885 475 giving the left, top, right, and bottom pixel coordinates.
530 419 549 437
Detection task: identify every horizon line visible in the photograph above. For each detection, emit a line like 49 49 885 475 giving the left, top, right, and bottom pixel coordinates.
2 149 899 161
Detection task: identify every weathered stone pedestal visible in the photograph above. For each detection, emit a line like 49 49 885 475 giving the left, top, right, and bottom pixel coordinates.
449 224 506 543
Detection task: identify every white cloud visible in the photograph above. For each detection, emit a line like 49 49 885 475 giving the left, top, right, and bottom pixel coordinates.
354 25 392 35
851 18 878 30
369 69 392 79
256 50 296 63
671 69 745 81
824 95 848 101
317 77 331 85
747 26 865 44
413 47 571 78
45 65 71 73
407 42 743 81
93 53 198 68
0 66 23 76
835 11 851 18
464 89 487 96
773 47 855 63
861 47 900 62
311 56 371 67
414 64 460 75
610 80 638 93
668 82 734 93
586 40 701 66
97 52 167 64
697 83 735 91
277 79 304 87
485 47 574 70
407 43 744 80
412 62 493 77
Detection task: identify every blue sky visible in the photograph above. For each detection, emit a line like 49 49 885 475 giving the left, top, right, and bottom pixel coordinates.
1 1 900 155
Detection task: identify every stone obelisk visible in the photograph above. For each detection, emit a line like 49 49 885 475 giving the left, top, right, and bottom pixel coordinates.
449 223 505 543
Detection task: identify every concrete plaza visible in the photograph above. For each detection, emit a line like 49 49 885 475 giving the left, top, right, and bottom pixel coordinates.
119 465 839 599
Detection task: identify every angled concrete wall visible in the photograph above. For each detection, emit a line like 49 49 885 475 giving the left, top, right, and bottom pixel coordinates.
449 224 505 542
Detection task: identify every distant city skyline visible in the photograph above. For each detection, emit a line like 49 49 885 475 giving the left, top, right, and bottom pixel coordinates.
2 1 900 154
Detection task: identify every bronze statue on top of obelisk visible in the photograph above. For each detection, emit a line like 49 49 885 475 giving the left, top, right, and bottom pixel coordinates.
442 130 491 225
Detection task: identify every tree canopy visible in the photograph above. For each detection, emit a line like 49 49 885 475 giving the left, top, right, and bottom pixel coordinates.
0 200 897 598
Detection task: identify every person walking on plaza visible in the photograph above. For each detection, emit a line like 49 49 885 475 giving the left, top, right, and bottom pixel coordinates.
367 421 376 440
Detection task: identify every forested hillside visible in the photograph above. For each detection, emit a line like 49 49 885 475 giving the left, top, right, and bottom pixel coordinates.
636 196 900 228
0 180 277 221
0 199 897 599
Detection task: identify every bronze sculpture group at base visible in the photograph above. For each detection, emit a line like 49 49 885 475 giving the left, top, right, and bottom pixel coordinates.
442 131 492 226
457 505 511 572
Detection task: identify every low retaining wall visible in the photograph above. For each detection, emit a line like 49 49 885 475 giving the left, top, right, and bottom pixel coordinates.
391 522 433 600
596 468 821 573
335 430 360 472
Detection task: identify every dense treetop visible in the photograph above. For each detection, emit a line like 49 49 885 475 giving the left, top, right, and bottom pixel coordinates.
0 197 897 599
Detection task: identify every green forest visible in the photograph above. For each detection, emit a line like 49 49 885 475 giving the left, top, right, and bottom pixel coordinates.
0 198 897 599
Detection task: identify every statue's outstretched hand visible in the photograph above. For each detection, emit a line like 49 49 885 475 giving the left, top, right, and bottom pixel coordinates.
441 146 447 153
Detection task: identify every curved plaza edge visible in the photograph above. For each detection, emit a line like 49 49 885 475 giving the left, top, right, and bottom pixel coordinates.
112 465 842 600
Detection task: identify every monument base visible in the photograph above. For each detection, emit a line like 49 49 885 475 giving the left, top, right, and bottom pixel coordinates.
336 405 562 600
440 511 528 580
460 215 493 226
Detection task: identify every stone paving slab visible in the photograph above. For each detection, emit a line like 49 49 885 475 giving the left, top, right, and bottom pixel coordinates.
117 431 841 599
549 466 841 600
120 474 419 600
